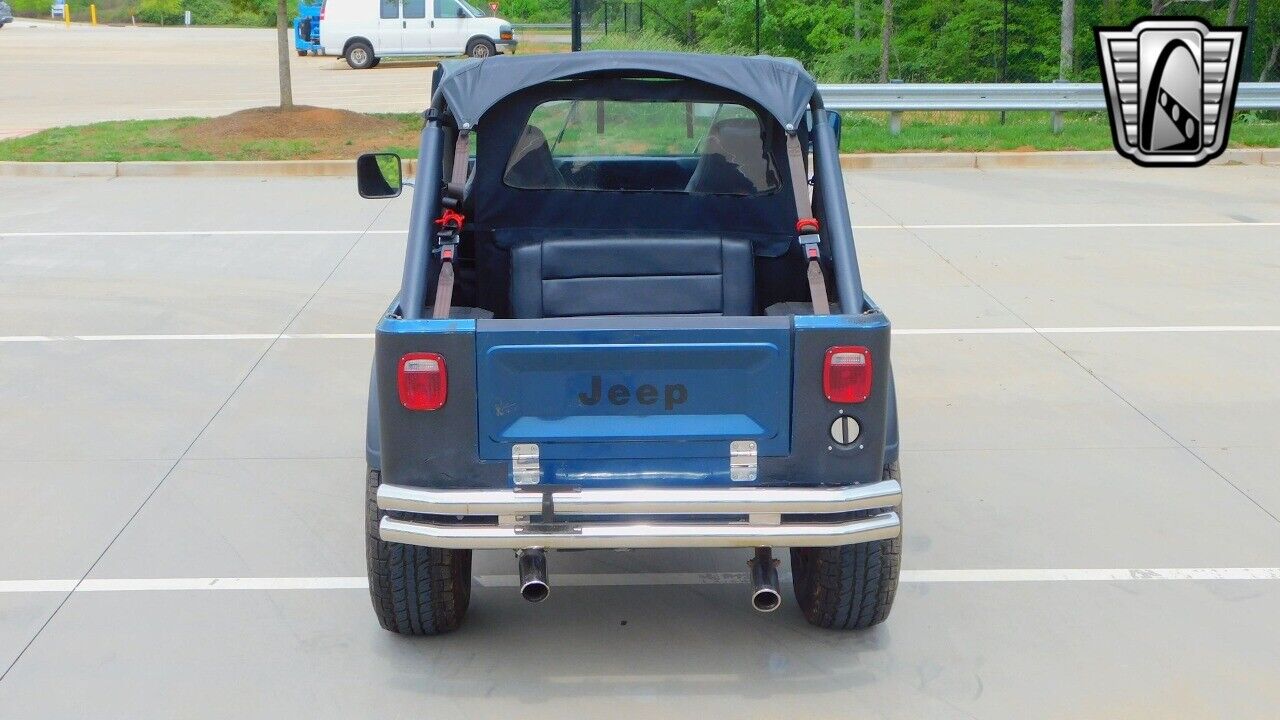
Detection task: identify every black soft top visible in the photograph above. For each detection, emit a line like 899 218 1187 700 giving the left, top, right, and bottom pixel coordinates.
432 51 818 131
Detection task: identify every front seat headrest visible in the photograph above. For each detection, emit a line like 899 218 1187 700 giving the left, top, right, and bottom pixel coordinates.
504 125 563 189
686 117 772 195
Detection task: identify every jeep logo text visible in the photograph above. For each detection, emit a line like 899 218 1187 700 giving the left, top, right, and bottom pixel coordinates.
577 375 687 410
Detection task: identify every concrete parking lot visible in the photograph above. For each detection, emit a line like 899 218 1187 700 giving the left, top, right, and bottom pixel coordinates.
1 164 1280 718
0 21 436 138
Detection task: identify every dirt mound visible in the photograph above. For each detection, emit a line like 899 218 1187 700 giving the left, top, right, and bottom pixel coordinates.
190 106 402 141
169 106 420 160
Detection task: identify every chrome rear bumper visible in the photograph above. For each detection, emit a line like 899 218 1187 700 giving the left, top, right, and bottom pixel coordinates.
377 480 902 550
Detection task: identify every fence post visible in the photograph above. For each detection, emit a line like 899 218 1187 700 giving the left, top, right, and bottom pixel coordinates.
602 3 607 35
90 4 96 24
888 79 903 136
570 0 581 50
64 5 70 25
1050 78 1066 134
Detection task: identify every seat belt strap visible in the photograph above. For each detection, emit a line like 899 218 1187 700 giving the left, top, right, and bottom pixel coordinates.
450 130 470 187
432 208 464 319
786 134 830 315
432 244 456 319
433 130 470 319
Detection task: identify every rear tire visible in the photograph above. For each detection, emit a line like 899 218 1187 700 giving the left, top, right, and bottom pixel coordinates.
297 49 307 56
346 41 375 69
790 462 902 630
466 38 496 58
366 468 472 635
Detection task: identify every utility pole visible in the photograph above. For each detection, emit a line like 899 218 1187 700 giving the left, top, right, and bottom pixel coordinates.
999 0 1008 123
754 0 761 55
570 0 582 51
1059 0 1074 81
878 0 892 82
276 0 293 109
1241 0 1257 80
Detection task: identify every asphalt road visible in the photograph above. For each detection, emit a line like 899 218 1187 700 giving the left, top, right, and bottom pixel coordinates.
2 164 1280 718
0 20 439 138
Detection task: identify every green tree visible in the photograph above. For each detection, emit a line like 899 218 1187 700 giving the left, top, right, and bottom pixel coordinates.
136 0 180 23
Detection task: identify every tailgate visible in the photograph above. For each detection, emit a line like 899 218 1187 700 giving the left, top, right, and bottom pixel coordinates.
475 317 792 461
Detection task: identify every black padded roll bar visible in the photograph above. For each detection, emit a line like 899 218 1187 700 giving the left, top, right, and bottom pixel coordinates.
809 103 866 313
399 114 446 320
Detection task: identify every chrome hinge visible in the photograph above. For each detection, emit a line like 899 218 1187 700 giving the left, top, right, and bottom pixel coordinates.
729 440 758 482
511 443 541 486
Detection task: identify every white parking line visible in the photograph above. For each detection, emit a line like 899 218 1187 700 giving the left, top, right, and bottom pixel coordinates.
3 221 1279 238
869 221 1280 230
4 326 1280 344
892 325 1280 336
0 230 403 238
4 568 1280 594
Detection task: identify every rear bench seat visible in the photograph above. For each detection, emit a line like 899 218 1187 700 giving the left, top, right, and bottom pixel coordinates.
509 236 755 318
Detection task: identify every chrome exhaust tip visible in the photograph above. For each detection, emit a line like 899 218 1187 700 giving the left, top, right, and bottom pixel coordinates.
751 586 782 613
749 547 781 613
517 548 549 603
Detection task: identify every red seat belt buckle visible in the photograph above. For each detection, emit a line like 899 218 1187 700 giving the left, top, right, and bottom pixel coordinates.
797 218 821 259
434 209 464 260
435 208 465 232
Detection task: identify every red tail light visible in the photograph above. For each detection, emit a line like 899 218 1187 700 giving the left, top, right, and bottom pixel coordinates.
823 346 872 403
398 353 447 411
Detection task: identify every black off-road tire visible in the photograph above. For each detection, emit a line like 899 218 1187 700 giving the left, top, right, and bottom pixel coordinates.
466 38 496 58
297 49 307 56
366 468 472 635
790 462 902 630
346 41 376 69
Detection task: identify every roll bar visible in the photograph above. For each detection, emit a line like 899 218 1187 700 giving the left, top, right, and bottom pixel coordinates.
399 110 446 320
397 93 867 319
809 96 866 313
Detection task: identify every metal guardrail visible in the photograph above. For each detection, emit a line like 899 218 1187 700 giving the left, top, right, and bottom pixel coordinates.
817 82 1280 112
513 22 604 30
816 81 1280 134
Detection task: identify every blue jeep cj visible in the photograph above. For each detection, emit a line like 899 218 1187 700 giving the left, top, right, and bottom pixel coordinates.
356 52 902 635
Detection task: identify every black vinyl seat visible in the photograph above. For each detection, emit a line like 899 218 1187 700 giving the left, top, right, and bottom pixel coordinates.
509 235 756 318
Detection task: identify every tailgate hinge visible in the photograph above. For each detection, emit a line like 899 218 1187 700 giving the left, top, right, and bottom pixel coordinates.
511 443 541 486
729 440 758 482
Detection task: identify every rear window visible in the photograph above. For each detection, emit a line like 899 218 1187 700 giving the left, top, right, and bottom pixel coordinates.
503 99 779 195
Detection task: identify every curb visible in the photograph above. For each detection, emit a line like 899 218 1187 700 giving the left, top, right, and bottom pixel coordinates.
839 148 1276 170
0 151 1273 178
0 159 420 178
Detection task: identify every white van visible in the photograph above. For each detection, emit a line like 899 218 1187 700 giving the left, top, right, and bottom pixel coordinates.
319 0 516 69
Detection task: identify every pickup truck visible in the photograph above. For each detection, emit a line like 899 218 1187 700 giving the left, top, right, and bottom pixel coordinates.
356 52 902 635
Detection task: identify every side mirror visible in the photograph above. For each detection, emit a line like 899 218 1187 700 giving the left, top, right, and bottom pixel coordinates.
826 111 842 146
356 152 403 199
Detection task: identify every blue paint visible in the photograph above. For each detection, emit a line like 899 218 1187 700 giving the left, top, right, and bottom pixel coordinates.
476 325 792 461
503 414 765 441
536 456 739 487
378 317 477 335
794 313 889 331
